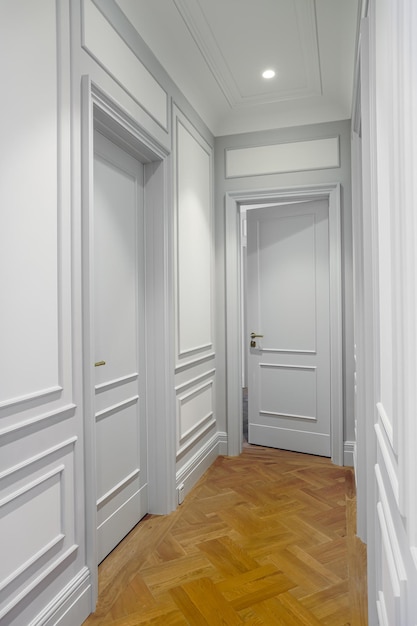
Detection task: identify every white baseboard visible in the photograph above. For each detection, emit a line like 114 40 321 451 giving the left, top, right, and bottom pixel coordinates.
176 431 228 504
344 440 355 468
31 568 91 626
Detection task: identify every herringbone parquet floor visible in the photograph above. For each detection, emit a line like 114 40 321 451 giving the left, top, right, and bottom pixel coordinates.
84 445 368 625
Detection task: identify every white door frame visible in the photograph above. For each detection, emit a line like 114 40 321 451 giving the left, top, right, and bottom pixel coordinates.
81 76 176 606
225 183 343 465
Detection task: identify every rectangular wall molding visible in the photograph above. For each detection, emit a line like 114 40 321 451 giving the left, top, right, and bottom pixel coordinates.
0 545 78 622
174 108 214 365
30 567 91 626
375 423 399 505
377 401 394 448
0 466 64 592
225 136 340 178
0 404 76 440
177 379 215 451
0 437 77 481
175 352 215 374
175 369 216 393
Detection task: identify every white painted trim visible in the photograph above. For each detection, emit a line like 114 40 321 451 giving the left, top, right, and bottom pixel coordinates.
225 184 344 463
260 411 316 422
175 369 216 393
0 546 79 621
96 469 140 507
0 437 76 480
0 386 63 411
95 372 138 393
344 440 355 467
377 401 394 448
376 591 389 626
175 352 215 373
94 396 138 422
173 106 215 370
29 567 91 626
0 404 76 438
259 363 316 370
375 423 399 507
175 431 227 501
375 465 407 586
176 417 217 459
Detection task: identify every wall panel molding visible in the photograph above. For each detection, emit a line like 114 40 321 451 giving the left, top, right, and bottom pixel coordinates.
377 401 394 448
173 106 214 366
30 567 91 626
0 466 65 593
225 136 340 179
375 423 399 505
175 368 216 393
0 434 78 621
0 0 74 411
175 352 215 374
0 437 77 481
176 431 226 500
177 379 215 455
0 404 76 440
0 545 78 622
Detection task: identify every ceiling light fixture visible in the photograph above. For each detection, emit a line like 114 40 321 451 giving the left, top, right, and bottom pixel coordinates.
262 69 276 79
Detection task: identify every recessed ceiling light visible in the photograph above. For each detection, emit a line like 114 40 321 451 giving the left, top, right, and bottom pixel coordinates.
262 69 276 79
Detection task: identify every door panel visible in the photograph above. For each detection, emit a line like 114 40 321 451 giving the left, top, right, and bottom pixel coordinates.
247 200 331 456
94 131 148 563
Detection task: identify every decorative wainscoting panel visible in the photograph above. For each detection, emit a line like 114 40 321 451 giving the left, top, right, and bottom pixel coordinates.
173 105 217 489
0 0 61 410
174 110 213 364
0 439 78 620
0 1 88 624
375 465 406 626
176 371 216 458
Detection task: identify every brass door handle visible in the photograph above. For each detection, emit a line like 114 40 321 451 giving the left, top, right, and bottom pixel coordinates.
250 332 263 348
95 360 106 367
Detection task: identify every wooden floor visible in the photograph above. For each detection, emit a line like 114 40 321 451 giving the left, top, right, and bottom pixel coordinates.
84 445 368 625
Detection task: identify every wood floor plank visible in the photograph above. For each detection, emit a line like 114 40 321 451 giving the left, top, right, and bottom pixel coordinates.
170 577 243 625
83 446 368 625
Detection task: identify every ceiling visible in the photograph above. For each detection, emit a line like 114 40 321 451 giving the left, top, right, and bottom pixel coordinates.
116 0 360 137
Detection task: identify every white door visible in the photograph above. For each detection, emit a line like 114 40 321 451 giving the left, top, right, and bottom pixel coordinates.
94 131 148 563
247 200 331 456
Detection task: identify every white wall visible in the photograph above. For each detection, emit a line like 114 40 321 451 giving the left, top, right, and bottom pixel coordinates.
0 0 218 623
353 0 417 624
0 2 90 624
215 120 355 464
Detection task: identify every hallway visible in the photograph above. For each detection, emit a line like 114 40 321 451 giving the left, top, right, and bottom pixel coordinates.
84 446 367 625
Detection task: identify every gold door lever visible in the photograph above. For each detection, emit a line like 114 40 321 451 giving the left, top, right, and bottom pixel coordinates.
95 360 106 367
250 332 263 348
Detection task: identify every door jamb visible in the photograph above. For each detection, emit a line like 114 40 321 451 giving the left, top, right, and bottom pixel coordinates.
225 184 343 464
81 76 176 607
